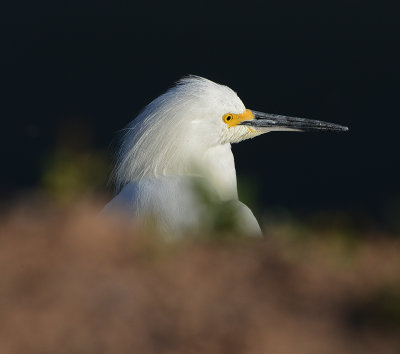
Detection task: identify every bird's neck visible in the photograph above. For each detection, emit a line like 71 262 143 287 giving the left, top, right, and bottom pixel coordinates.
196 144 238 201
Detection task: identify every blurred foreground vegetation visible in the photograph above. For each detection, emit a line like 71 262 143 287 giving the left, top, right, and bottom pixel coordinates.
1 144 396 353
0 198 399 354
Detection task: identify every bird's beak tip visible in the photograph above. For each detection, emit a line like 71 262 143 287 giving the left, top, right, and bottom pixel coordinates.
332 125 349 133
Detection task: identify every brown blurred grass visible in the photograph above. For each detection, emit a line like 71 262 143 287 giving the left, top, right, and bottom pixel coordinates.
0 199 399 354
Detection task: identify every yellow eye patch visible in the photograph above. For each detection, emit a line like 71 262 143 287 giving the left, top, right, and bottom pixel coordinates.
222 109 254 127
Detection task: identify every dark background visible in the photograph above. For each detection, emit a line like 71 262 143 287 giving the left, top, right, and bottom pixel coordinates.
1 2 399 228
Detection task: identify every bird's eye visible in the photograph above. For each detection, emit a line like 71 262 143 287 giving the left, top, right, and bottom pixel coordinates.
224 114 233 123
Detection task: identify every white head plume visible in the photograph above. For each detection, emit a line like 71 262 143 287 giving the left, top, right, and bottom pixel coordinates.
113 76 255 191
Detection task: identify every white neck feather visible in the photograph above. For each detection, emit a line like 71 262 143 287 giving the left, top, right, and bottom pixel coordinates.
198 144 238 200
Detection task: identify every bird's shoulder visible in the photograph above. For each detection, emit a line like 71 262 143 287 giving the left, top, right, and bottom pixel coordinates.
102 176 262 237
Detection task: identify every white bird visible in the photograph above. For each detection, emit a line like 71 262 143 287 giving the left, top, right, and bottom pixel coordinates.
103 76 348 237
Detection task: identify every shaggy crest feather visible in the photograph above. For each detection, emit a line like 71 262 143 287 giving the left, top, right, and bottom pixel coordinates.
113 76 246 191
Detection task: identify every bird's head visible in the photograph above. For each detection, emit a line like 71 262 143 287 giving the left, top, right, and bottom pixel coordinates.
186 77 349 144
157 76 348 145
114 76 348 188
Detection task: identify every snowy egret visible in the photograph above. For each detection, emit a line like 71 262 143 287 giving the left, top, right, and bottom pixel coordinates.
103 76 348 236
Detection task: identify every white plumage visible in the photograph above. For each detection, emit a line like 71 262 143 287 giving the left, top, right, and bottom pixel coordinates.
103 76 348 237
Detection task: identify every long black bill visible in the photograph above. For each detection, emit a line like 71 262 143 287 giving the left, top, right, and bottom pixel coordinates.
240 110 348 132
